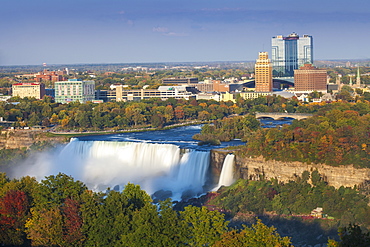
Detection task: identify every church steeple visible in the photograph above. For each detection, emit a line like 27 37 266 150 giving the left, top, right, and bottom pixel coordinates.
356 66 361 86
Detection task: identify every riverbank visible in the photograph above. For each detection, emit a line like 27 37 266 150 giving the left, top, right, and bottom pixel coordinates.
46 120 208 138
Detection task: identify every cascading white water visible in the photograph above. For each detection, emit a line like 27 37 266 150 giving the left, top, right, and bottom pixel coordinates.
16 139 210 201
213 154 235 191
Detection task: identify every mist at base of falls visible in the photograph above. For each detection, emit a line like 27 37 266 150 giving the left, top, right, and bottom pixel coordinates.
8 139 213 201
4 125 246 201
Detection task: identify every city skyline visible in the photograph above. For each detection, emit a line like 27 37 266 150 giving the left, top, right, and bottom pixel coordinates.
1 0 370 66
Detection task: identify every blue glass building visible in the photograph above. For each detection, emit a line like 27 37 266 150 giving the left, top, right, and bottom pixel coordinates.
271 33 313 77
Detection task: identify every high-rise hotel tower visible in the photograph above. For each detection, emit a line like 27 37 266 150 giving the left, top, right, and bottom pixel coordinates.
255 52 273 92
272 32 313 77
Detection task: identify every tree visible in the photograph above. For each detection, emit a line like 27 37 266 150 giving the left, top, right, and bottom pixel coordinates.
83 184 152 246
175 106 185 120
25 207 64 246
122 199 189 246
214 219 292 247
164 105 174 123
180 206 228 246
0 190 29 246
33 173 87 210
338 224 370 247
61 198 84 246
150 114 164 128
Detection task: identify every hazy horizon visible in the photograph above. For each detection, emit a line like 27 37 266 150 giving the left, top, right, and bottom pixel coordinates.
1 0 370 66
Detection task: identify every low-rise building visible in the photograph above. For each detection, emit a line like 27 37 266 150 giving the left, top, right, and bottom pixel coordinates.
162 77 198 84
54 79 95 103
12 82 46 99
115 85 197 101
239 91 271 100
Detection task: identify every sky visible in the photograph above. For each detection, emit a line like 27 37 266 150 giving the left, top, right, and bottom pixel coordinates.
1 0 370 66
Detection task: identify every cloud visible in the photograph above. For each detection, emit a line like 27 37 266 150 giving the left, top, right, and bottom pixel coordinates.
153 27 188 37
153 27 169 33
164 32 188 37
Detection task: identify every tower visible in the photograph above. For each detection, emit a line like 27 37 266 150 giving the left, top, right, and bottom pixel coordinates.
272 33 313 77
356 67 361 87
255 52 273 92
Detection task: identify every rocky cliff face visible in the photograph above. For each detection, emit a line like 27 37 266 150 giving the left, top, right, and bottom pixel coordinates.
211 152 370 189
0 130 66 149
208 149 228 186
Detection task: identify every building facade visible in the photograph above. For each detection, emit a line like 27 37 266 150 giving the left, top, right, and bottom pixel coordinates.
12 83 45 99
294 64 327 91
16 69 67 82
255 52 273 92
55 79 95 103
272 33 313 77
162 77 198 84
115 85 196 101
35 69 67 82
239 91 271 100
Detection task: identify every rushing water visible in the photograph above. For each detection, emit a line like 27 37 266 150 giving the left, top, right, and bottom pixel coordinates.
7 125 243 201
213 154 235 191
77 125 243 151
7 121 291 200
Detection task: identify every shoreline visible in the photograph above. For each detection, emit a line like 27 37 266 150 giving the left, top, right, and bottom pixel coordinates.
46 120 208 138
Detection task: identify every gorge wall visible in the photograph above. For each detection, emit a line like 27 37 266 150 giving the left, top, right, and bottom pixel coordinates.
0 130 66 149
210 150 370 189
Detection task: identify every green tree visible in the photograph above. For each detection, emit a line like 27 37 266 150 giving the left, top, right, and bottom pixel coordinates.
180 206 228 246
214 219 292 247
338 224 370 247
33 173 87 210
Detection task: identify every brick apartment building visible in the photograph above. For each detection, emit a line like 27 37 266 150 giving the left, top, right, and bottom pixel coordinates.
294 64 327 91
35 69 67 82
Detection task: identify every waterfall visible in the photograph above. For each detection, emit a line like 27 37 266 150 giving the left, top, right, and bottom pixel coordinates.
16 139 210 200
214 154 235 191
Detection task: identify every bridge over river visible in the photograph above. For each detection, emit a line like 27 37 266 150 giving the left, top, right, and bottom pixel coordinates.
255 112 313 120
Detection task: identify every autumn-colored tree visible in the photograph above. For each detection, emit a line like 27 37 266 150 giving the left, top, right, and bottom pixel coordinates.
174 105 185 120
0 190 29 246
61 198 84 246
25 207 64 246
164 105 174 123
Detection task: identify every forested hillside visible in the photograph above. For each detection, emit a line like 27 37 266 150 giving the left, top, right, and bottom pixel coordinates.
0 173 293 246
244 102 370 168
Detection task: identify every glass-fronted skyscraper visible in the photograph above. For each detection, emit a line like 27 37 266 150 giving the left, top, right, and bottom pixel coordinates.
271 33 313 77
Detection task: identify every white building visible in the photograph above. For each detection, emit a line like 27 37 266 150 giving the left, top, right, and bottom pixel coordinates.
55 79 95 103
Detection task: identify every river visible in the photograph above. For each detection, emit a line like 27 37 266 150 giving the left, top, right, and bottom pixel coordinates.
7 119 292 201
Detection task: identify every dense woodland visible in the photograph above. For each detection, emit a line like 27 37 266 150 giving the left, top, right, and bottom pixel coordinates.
210 170 370 225
1 172 370 246
206 171 370 246
0 173 295 246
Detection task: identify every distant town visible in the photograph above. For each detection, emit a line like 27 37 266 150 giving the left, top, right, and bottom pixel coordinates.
1 32 370 106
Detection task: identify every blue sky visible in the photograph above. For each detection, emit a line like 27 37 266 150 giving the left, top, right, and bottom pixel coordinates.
1 0 369 66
